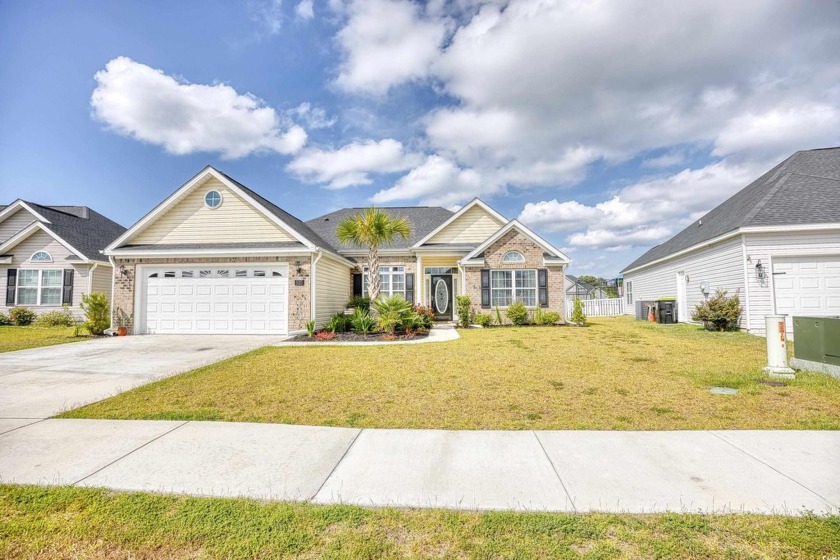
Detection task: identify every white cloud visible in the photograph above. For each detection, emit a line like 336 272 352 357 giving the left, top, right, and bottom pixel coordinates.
91 57 306 159
371 155 483 205
290 102 336 129
333 0 448 95
295 0 314 19
250 0 285 35
568 227 673 249
286 138 420 188
641 150 686 169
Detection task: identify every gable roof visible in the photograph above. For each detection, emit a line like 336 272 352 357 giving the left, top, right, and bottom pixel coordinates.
463 220 571 264
412 198 507 248
306 206 454 251
0 200 125 262
622 147 840 273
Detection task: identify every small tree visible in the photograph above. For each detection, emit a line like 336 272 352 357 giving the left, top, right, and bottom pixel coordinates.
570 298 587 326
692 289 741 331
455 295 472 328
506 301 529 326
81 292 110 335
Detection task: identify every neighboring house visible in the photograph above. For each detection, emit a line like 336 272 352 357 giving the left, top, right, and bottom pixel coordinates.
0 200 126 319
621 147 840 334
105 166 570 335
565 275 610 300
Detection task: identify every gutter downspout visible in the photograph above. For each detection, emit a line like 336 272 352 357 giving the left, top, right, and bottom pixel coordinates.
310 249 323 327
107 255 117 331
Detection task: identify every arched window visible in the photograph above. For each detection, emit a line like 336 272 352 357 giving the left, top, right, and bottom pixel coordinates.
30 251 52 263
502 251 525 264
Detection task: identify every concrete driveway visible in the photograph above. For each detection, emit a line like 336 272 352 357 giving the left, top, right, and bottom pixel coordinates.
0 335 283 418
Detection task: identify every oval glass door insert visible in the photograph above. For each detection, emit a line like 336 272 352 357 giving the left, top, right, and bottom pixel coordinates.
434 278 449 314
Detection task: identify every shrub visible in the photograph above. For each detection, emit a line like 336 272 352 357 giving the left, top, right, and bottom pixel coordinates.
9 307 36 326
455 295 472 328
315 331 335 341
494 304 504 326
473 313 492 327
692 289 741 331
401 311 423 336
0 312 12 326
80 292 110 335
570 298 587 326
346 296 371 312
326 311 349 333
533 306 545 325
305 320 316 337
34 305 76 327
506 301 529 326
413 305 435 329
372 294 414 335
350 308 376 334
542 311 561 325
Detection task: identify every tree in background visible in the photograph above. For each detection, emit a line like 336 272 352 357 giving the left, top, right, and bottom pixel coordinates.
578 275 618 298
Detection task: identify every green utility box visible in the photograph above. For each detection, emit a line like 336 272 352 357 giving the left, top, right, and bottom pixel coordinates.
792 317 840 378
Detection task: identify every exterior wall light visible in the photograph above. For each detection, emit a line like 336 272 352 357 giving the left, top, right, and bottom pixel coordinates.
755 260 766 281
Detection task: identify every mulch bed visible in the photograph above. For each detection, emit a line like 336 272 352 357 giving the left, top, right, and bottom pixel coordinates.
291 331 430 343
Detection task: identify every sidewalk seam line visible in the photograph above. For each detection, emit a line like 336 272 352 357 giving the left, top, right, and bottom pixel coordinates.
70 421 191 486
708 431 837 509
533 431 577 513
0 418 46 436
309 428 363 502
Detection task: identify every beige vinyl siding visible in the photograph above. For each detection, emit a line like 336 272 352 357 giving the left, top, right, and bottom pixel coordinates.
0 209 38 243
90 265 113 297
743 230 840 333
426 206 505 244
623 236 745 327
131 177 297 245
422 256 460 268
419 255 462 303
314 255 353 327
0 229 91 319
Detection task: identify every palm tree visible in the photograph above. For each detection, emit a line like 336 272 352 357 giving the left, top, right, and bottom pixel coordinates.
336 207 411 302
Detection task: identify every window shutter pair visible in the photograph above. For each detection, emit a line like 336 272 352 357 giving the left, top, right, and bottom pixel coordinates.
405 273 414 304
4 269 73 305
352 273 363 297
538 268 548 308
480 269 490 308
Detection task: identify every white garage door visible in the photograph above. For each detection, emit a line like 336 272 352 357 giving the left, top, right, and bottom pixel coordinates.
773 256 840 331
141 265 288 334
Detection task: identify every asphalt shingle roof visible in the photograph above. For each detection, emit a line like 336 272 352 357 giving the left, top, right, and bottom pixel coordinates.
622 147 840 273
7 202 126 262
305 206 454 250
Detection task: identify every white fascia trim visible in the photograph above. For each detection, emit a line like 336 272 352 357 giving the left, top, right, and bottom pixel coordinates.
0 222 90 262
0 256 12 264
106 166 317 252
0 200 51 224
107 247 316 257
622 229 744 275
412 247 474 254
412 198 508 248
740 223 840 234
462 220 571 263
339 248 413 256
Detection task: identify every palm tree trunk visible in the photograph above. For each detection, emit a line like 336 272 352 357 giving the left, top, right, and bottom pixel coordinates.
367 244 380 302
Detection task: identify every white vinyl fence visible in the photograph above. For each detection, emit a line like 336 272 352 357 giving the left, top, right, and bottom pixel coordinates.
565 297 625 318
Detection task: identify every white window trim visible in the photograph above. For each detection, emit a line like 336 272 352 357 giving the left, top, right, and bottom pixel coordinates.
30 250 53 263
502 251 525 264
16 268 63 306
362 266 406 298
204 189 223 209
625 281 634 304
490 269 537 308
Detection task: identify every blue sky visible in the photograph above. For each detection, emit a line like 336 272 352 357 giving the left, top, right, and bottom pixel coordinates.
2 1 839 277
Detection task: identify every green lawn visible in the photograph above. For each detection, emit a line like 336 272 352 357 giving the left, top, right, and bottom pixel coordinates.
0 325 86 353
2 485 838 559
61 317 840 430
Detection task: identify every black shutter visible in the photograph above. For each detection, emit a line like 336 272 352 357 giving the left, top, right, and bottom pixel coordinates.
405 273 415 304
5 269 16 306
480 269 491 308
62 269 74 305
538 269 548 308
352 273 363 297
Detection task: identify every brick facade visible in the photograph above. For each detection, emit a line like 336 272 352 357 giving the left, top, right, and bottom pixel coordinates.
113 255 311 333
463 229 566 322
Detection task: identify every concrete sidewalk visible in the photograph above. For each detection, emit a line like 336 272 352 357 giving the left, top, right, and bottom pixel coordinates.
1 419 837 515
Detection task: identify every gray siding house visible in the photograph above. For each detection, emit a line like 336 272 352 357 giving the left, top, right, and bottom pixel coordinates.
621 147 840 334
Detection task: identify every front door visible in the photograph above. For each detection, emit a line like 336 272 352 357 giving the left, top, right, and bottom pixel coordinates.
431 274 453 320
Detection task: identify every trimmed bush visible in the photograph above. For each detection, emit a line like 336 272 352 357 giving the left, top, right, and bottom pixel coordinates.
34 306 76 327
9 307 36 326
570 298 587 326
692 289 741 331
455 295 472 328
0 312 11 326
413 305 434 329
542 311 561 325
506 301 529 326
473 313 492 327
80 292 110 335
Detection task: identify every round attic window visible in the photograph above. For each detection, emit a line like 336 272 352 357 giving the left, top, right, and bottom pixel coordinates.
204 190 223 208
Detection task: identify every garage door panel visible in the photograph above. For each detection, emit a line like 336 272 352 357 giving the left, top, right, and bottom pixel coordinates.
773 256 840 333
142 265 288 335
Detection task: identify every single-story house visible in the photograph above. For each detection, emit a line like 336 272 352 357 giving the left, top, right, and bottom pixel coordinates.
565 274 610 300
1 200 126 319
621 147 840 334
105 166 571 335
